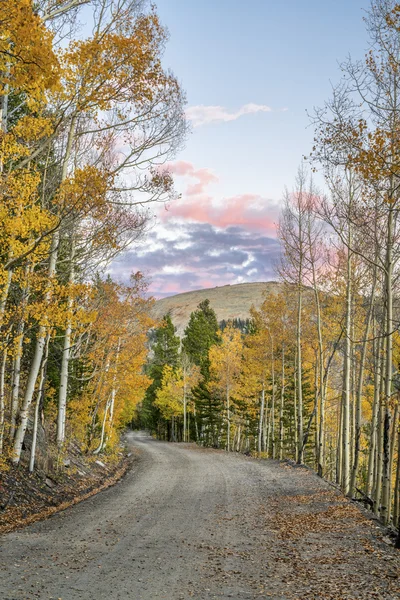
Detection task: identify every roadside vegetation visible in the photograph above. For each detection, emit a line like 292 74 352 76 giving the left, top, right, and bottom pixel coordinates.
0 0 185 477
2 0 400 553
140 1 400 546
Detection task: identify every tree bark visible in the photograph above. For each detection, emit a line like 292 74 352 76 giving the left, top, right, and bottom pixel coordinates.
279 346 285 460
381 204 394 524
342 227 352 495
258 384 265 455
57 236 76 447
29 336 50 472
0 344 7 454
12 116 77 465
296 282 304 463
349 274 376 496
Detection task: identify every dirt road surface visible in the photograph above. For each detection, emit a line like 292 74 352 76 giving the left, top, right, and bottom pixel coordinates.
1 432 399 600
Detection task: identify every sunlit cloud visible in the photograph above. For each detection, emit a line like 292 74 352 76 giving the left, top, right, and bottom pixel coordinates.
186 103 274 127
166 160 218 195
112 223 281 298
162 161 279 235
110 160 282 297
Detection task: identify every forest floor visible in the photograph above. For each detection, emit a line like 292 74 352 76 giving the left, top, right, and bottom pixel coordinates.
0 431 399 600
0 441 132 536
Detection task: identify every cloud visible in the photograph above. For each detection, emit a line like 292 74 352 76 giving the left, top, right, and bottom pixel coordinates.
110 160 281 297
163 161 279 234
161 193 279 235
186 103 273 127
166 161 218 196
167 193 279 234
111 223 281 298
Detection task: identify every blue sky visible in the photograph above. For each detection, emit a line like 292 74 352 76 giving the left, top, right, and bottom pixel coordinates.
112 0 372 297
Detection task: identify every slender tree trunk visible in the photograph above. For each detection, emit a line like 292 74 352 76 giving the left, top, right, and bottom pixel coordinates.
0 344 8 454
293 361 298 462
279 346 285 460
388 402 399 523
318 384 325 477
57 237 76 447
12 116 77 465
311 252 325 476
342 235 352 495
296 284 304 463
367 326 382 497
374 346 386 515
236 422 241 452
226 381 230 452
302 351 320 462
258 384 265 455
381 205 394 524
350 276 376 496
266 401 271 458
263 393 269 454
271 341 276 459
29 336 50 472
183 382 187 443
193 404 199 442
94 399 110 455
337 394 343 486
12 246 57 464
393 417 400 531
9 267 31 440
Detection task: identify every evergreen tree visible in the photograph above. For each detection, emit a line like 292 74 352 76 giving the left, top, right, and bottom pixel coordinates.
141 315 180 433
182 300 220 444
182 299 219 376
192 379 223 447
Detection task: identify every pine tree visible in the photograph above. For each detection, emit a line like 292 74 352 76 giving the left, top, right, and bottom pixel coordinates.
182 300 220 443
141 315 180 433
182 299 219 375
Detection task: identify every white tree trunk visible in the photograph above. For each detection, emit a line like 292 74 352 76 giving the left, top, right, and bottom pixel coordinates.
367 328 382 497
226 382 230 452
12 116 76 465
296 284 303 463
0 345 7 454
29 336 50 473
381 204 394 524
279 346 285 460
57 238 76 447
349 274 376 496
342 229 352 495
258 384 265 455
271 339 276 459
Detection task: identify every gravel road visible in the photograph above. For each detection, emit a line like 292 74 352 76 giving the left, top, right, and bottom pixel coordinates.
1 431 399 600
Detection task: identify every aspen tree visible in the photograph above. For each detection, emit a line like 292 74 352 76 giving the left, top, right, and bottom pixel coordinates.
209 323 243 452
278 169 310 463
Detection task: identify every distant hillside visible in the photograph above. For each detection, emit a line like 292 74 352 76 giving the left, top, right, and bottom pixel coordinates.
152 281 284 336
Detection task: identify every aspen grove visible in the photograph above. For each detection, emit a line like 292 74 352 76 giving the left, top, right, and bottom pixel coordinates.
140 1 400 543
0 1 186 469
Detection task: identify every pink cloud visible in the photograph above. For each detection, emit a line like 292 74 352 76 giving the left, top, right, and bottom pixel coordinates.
166 161 218 197
162 160 278 235
186 182 205 196
163 192 278 235
166 160 195 177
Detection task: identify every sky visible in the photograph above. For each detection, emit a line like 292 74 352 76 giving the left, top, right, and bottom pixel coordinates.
111 0 371 298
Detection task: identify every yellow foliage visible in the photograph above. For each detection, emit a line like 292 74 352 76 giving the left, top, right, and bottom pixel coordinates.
154 365 184 419
0 0 60 104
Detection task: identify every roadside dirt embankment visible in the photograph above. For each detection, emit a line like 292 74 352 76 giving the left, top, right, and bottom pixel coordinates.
0 440 134 535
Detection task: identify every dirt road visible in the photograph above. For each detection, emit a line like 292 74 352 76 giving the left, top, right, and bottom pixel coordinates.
1 432 399 600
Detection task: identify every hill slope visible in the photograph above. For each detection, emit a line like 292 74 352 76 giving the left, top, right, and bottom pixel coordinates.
152 281 284 335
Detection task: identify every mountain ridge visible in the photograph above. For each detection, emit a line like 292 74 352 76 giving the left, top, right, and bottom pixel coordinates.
152 281 284 336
